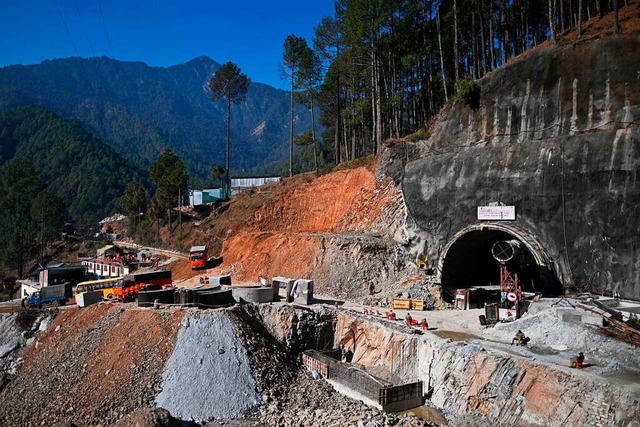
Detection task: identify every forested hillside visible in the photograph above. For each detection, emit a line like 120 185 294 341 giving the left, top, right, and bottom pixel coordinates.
0 56 314 178
312 0 630 163
0 106 146 221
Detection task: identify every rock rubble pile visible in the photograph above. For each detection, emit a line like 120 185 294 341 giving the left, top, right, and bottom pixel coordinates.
202 371 435 427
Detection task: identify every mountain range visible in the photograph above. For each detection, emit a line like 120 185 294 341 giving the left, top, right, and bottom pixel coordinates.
0 56 313 180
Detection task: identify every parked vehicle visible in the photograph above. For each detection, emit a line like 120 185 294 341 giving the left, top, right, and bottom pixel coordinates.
74 277 123 300
115 270 172 302
24 284 67 308
189 246 207 269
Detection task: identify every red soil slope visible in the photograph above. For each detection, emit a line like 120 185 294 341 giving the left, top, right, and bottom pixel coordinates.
0 304 182 426
173 159 399 284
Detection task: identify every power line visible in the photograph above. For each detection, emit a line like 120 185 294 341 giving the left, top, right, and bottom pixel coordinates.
53 0 95 97
53 0 80 57
97 0 115 58
74 0 95 57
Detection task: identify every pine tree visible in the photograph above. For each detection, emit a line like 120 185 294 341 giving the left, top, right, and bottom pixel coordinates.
149 149 189 233
282 35 309 176
120 178 146 232
0 158 39 278
208 62 250 196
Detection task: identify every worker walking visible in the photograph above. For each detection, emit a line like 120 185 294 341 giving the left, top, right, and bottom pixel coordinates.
511 330 526 346
575 352 585 369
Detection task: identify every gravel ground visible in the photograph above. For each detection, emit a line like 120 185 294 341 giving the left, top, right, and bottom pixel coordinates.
155 310 261 423
480 299 640 373
14 298 636 426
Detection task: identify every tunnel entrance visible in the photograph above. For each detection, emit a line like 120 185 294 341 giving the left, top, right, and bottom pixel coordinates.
440 227 560 296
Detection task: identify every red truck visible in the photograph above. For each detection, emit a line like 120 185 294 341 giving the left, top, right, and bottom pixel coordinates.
189 245 207 270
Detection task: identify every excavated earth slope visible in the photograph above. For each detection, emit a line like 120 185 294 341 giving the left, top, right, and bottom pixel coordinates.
1 300 639 426
176 161 413 299
251 303 640 426
0 305 182 425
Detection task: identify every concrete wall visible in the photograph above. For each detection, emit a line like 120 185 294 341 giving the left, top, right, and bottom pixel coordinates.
231 286 274 303
391 36 640 300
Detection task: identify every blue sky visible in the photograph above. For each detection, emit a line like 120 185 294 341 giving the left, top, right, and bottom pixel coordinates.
0 0 335 89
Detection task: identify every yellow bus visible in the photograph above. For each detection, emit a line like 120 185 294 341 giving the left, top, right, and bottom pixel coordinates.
74 277 123 300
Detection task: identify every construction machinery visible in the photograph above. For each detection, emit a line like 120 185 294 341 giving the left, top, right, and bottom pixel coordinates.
485 240 523 322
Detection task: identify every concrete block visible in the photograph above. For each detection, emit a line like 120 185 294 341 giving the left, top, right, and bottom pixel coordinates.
209 275 231 286
580 314 604 326
76 291 102 308
556 307 603 326
273 277 296 302
561 313 583 323
231 286 274 303
292 279 314 305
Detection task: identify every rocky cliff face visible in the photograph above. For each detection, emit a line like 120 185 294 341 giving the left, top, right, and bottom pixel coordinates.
327 310 640 426
391 35 640 299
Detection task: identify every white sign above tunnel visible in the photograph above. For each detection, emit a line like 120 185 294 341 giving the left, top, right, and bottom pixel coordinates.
477 205 516 221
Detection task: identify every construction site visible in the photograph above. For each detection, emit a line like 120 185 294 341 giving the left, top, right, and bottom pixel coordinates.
2 8 640 427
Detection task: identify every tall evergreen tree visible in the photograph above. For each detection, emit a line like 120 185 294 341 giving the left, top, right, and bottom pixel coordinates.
282 35 309 177
210 166 226 188
149 149 189 233
31 189 66 258
0 158 40 278
120 178 146 232
314 10 345 164
297 46 323 172
208 62 250 197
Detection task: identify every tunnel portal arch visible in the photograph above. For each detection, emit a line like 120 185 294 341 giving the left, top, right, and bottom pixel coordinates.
437 223 561 295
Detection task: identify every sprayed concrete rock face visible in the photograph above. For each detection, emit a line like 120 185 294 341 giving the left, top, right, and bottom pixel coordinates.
0 313 25 359
155 310 260 423
395 35 640 300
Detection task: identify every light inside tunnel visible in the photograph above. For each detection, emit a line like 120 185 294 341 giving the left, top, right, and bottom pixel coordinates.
441 229 542 292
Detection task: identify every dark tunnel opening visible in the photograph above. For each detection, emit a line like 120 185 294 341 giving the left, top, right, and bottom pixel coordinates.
441 229 552 294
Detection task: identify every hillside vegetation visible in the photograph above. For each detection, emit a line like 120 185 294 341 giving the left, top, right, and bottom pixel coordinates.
0 106 146 221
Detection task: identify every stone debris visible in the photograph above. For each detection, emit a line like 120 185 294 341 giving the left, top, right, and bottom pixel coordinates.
481 299 640 373
205 370 435 427
0 310 54 378
4 298 638 426
0 304 181 426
